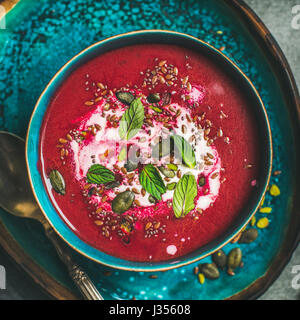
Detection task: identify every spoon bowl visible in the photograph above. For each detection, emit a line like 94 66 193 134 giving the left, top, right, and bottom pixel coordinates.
0 131 43 223
0 131 103 300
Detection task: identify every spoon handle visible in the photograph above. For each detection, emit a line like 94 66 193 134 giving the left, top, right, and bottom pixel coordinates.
45 227 104 300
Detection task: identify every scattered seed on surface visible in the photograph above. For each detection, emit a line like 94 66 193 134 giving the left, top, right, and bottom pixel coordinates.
259 207 272 214
269 184 280 196
198 273 205 284
257 217 269 229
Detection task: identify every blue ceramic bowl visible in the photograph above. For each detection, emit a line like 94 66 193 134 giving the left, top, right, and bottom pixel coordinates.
26 30 272 271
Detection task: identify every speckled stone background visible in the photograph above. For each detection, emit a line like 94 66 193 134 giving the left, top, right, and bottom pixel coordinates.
0 0 299 300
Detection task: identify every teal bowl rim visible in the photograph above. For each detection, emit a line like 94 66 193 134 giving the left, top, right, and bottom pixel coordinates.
25 30 273 272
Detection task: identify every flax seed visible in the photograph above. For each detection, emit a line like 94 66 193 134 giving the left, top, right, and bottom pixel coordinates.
173 67 178 75
152 76 158 84
96 207 103 214
207 139 214 146
59 138 67 144
91 127 97 136
224 137 230 144
159 60 167 67
188 135 195 143
145 222 152 230
204 128 211 136
177 170 182 178
217 128 223 137
121 167 127 174
66 134 73 141
97 82 105 89
94 220 104 226
60 148 65 158
154 222 161 230
161 67 167 74
132 188 139 194
181 124 187 134
182 76 189 85
186 82 192 92
159 75 165 84
211 172 219 179
127 172 135 179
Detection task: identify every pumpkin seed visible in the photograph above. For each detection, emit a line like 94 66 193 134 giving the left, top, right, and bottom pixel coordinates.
148 195 156 204
199 263 219 280
238 228 258 244
147 93 160 103
212 250 227 269
105 180 121 190
116 91 135 105
198 176 206 187
167 182 176 190
158 166 176 178
227 248 242 270
167 163 178 171
49 170 66 195
124 160 138 172
111 191 135 214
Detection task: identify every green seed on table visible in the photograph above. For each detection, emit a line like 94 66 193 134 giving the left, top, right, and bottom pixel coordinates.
227 248 242 271
212 250 227 269
199 263 220 280
238 228 258 244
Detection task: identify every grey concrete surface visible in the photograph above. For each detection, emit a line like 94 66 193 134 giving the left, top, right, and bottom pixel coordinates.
0 0 299 300
245 0 300 300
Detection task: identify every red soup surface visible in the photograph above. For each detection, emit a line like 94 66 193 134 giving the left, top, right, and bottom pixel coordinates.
39 44 260 262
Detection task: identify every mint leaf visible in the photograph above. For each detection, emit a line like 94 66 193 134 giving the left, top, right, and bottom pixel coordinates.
119 98 145 140
173 173 197 218
86 164 115 184
139 164 166 200
171 134 196 168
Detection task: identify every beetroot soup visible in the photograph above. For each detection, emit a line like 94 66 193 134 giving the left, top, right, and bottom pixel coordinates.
39 44 260 262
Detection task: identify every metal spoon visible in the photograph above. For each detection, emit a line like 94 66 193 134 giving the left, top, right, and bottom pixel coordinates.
0 131 104 300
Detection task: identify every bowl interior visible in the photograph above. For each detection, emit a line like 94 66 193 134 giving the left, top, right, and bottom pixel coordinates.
26 31 272 271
